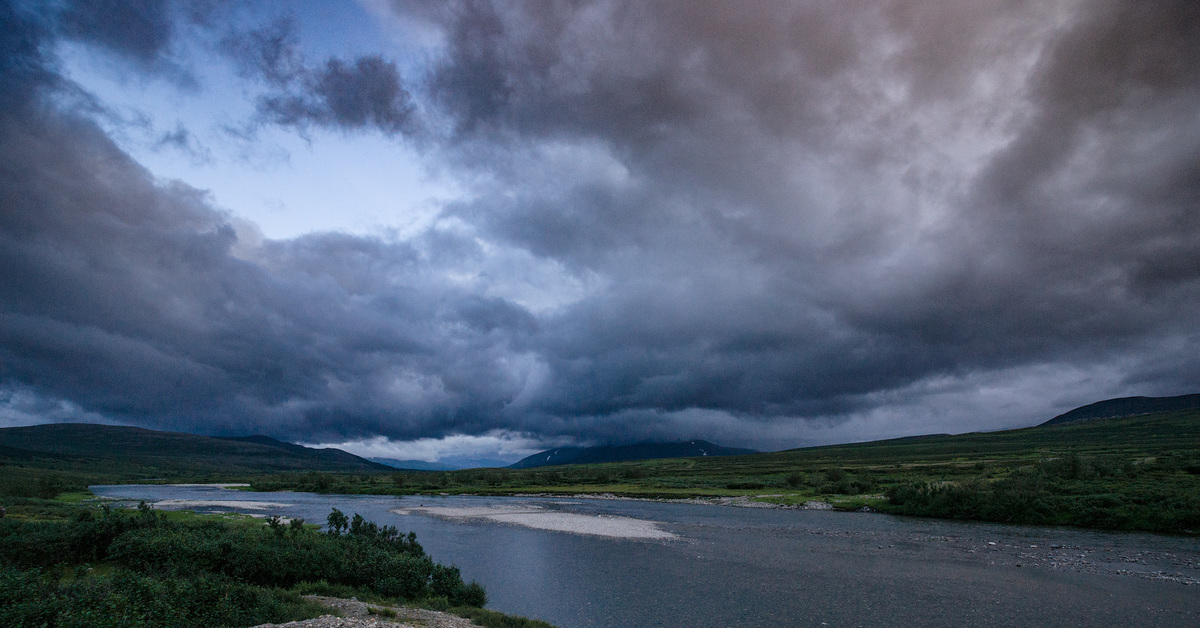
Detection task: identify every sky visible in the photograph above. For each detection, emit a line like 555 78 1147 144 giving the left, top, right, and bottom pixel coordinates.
1 0 1198 464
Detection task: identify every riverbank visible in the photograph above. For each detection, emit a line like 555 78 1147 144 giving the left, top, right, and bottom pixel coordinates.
558 492 1200 586
401 492 1200 588
0 498 502 627
93 484 1200 589
89 484 1200 627
244 423 1200 535
6 410 1197 535
252 596 483 628
553 491 842 510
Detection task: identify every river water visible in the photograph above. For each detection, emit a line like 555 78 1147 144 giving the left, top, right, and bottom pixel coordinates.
90 485 1199 628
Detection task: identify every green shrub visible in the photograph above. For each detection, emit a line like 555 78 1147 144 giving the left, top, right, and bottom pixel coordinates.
0 505 490 626
448 605 558 628
0 564 323 628
622 467 647 480
0 565 57 627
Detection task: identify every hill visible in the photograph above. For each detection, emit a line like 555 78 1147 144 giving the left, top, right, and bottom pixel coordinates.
0 423 388 476
242 407 1199 533
510 440 757 469
1041 393 1200 426
370 457 512 471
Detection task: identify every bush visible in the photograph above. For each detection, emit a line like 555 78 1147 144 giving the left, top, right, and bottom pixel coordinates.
0 564 322 628
0 505 490 626
622 467 647 480
0 565 57 627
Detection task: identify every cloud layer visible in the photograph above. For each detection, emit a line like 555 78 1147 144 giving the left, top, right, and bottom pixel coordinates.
1 0 1199 451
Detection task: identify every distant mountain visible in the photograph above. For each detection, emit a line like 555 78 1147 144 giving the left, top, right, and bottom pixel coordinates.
1041 394 1200 426
369 457 512 471
0 423 389 473
510 440 757 469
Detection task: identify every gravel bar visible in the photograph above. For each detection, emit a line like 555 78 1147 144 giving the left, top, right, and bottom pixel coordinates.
251 596 483 628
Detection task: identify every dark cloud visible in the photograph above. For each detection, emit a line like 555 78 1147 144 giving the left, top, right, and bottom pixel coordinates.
153 121 211 163
221 16 302 87
52 0 225 86
398 0 1200 441
0 1 55 112
0 2 524 441
0 108 535 440
983 0 1200 204
58 0 173 66
259 56 416 136
224 18 416 137
2 0 1199 450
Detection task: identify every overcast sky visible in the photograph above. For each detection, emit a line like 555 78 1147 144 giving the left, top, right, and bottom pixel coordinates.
2 0 1198 463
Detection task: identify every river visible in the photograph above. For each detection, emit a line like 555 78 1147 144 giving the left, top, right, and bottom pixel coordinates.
90 485 1199 628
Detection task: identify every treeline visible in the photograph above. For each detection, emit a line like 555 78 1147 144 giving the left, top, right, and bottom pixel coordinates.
0 502 485 627
251 466 884 495
880 453 1200 533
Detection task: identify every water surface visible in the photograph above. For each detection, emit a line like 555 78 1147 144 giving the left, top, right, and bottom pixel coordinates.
91 485 1200 628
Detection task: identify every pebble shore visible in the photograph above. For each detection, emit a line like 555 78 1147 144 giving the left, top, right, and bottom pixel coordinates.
251 596 483 628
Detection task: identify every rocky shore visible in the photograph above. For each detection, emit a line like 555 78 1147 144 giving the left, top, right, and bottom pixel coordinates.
252 596 483 628
516 491 1199 586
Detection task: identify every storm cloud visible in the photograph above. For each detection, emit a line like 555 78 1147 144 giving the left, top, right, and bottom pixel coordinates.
226 18 418 137
2 0 1199 452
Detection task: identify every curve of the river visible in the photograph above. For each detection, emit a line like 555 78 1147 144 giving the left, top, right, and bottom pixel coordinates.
90 485 1200 628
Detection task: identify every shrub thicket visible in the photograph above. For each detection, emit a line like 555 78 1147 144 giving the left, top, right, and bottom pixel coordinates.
0 504 485 627
881 454 1200 532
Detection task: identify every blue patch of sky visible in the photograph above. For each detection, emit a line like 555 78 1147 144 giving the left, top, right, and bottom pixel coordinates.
55 0 458 240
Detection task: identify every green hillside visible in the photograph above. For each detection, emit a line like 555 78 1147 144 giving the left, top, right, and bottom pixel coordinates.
254 409 1200 534
4 408 1198 534
1040 393 1200 426
0 423 387 496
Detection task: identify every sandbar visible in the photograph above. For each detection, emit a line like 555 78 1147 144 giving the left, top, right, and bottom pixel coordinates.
164 483 251 488
392 504 676 540
150 499 291 510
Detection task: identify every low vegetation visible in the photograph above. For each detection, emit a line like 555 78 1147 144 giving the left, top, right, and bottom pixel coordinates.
2 411 1197 537
246 410 1200 535
0 500 489 627
0 413 1195 628
435 605 558 628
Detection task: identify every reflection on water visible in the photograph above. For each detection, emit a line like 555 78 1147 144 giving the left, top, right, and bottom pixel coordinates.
91 485 1200 628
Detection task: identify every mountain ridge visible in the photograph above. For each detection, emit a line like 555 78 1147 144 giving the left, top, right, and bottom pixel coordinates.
0 423 388 473
1041 394 1200 426
370 457 512 471
510 439 757 469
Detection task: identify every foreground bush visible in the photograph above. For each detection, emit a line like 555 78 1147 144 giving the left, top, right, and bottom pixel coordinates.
0 504 486 627
0 564 326 628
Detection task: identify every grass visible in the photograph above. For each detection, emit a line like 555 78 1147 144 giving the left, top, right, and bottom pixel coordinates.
241 410 1200 535
3 410 1197 535
443 606 558 628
